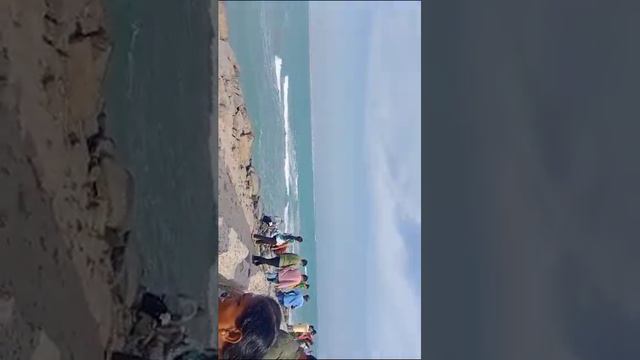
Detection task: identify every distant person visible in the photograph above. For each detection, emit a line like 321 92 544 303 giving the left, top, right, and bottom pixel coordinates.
276 289 309 310
292 282 310 290
218 289 282 359
288 323 314 335
272 243 289 255
296 332 313 343
261 215 276 226
266 267 308 290
253 233 303 246
252 253 307 269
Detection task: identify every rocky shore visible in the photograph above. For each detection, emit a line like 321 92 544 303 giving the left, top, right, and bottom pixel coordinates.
217 1 273 297
0 0 137 358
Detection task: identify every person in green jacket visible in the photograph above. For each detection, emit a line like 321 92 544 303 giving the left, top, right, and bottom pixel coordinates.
252 253 307 269
262 330 304 359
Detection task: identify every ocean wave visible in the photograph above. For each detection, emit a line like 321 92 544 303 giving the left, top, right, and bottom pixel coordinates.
126 21 141 100
274 56 283 104
283 75 291 197
283 202 290 233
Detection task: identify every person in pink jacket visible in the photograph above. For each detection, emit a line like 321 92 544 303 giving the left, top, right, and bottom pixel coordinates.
267 267 309 290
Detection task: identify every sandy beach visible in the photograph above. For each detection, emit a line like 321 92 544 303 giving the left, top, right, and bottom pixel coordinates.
0 0 138 358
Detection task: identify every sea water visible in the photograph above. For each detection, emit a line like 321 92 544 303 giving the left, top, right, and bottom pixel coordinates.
225 1 319 330
103 0 216 345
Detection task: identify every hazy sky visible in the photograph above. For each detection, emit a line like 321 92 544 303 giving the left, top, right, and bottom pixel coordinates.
309 2 421 358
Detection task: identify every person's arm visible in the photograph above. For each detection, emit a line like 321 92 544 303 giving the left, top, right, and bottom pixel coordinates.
280 267 293 276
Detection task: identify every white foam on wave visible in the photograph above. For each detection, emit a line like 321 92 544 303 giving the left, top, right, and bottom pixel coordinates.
282 75 300 202
126 21 141 100
283 75 291 197
274 56 283 104
283 202 290 233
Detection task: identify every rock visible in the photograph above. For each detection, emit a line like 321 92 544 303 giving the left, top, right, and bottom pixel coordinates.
247 167 260 196
218 228 249 281
247 272 271 295
0 294 14 326
96 156 134 234
30 331 61 360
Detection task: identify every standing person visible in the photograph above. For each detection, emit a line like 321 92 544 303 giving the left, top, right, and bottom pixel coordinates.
276 289 309 310
296 332 313 343
253 233 303 246
292 282 310 290
288 323 314 335
252 253 307 269
271 242 289 255
267 267 308 290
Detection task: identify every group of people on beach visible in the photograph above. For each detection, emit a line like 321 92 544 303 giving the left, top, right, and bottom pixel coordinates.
253 216 313 313
216 215 318 359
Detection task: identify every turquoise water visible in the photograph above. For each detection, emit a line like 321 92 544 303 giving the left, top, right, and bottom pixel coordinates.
103 0 216 345
226 0 319 332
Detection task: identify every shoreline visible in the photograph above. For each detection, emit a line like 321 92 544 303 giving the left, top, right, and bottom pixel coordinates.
218 2 301 333
217 1 273 297
0 0 138 358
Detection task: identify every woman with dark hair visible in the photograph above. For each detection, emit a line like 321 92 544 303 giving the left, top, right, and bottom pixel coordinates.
218 290 282 359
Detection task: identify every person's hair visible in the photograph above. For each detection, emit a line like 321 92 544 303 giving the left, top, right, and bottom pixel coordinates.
301 259 308 266
266 296 283 326
221 295 281 359
303 295 310 302
301 275 308 282
296 236 303 242
311 329 317 335
305 283 310 289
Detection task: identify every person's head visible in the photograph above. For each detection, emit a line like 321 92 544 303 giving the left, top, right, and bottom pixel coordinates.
218 291 281 359
295 236 303 242
301 275 308 282
303 295 310 302
304 283 310 289
310 328 317 335
301 259 308 266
